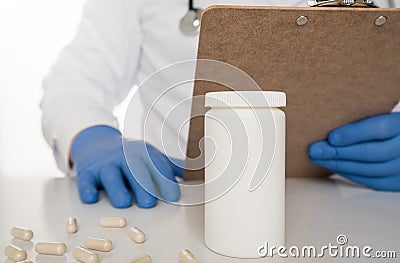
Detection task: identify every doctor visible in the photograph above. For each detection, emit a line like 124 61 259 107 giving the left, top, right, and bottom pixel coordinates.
41 0 400 209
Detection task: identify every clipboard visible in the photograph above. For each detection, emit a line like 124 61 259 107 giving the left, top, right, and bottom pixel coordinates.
184 5 400 179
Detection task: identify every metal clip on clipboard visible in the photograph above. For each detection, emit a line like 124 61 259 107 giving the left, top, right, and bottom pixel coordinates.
307 0 388 25
308 0 378 7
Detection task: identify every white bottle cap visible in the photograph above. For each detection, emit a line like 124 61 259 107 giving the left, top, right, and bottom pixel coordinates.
205 91 286 108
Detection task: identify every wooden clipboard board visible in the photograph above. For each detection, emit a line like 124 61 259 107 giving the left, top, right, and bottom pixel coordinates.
184 6 400 179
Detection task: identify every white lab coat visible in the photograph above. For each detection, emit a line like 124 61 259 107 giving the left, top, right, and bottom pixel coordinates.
41 0 399 174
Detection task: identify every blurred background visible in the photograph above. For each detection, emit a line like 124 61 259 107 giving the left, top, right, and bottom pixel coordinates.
0 1 86 177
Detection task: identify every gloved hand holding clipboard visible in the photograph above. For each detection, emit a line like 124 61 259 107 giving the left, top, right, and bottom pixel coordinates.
184 3 400 191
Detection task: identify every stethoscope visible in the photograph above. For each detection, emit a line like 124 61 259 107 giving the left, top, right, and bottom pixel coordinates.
179 0 396 34
180 0 203 35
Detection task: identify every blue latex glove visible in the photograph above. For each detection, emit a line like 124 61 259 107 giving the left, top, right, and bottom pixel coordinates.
308 113 400 191
71 125 183 208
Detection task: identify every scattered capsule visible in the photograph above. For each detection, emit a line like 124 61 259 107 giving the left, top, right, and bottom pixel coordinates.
4 245 27 262
179 249 199 263
73 247 99 263
99 217 126 228
84 237 113 252
66 217 78 234
35 242 66 256
11 227 33 241
128 255 152 263
128 227 146 244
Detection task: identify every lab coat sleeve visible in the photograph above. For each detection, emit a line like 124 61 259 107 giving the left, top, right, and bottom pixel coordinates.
41 0 143 174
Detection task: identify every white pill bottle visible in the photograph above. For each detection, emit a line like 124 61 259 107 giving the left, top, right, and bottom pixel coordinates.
204 91 286 258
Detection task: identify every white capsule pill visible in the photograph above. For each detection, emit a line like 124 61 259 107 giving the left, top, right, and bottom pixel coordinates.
84 237 113 252
73 247 99 263
99 217 126 228
11 227 33 241
4 245 27 262
128 227 146 244
128 255 152 263
179 249 199 263
66 217 78 234
35 242 66 256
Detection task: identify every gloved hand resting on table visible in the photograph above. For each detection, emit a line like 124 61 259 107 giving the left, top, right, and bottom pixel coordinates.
308 113 400 191
71 125 183 208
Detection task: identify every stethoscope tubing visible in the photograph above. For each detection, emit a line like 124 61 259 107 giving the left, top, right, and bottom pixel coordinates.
187 0 396 9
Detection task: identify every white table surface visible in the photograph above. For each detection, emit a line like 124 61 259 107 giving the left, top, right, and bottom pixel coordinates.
1 176 399 263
